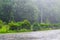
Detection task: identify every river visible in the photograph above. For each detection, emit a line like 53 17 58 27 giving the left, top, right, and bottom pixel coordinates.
0 29 60 40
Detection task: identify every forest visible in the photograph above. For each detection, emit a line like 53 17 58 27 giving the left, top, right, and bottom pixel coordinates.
0 0 60 33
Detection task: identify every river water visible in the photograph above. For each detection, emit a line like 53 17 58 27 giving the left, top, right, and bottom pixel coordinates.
0 30 60 40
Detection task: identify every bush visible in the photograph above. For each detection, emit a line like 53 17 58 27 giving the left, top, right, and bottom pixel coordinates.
0 25 9 33
20 29 29 32
0 20 58 33
8 20 31 31
40 23 50 29
8 21 20 31
0 20 5 28
52 24 60 29
21 20 31 30
32 23 40 31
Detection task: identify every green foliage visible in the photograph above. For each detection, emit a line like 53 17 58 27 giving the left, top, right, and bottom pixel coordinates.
0 20 3 24
0 25 9 33
21 20 31 30
40 23 49 28
51 24 60 29
0 0 60 33
8 21 20 31
0 20 5 28
20 29 29 32
8 20 31 32
32 23 40 31
0 20 60 33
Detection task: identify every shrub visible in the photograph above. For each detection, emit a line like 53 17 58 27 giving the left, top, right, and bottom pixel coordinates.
40 23 50 29
8 20 31 31
0 20 5 28
52 24 60 29
32 23 40 31
21 20 31 30
8 21 20 31
0 25 9 33
20 29 28 32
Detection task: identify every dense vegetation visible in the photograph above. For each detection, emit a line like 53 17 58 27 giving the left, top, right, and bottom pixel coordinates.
0 0 60 33
0 20 60 33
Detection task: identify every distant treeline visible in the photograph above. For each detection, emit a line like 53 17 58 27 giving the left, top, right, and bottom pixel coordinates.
0 0 60 24
0 0 39 23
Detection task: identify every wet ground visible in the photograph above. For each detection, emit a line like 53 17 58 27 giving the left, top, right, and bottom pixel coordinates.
0 29 60 40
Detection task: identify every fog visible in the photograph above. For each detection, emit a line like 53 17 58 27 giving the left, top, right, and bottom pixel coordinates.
33 0 60 23
13 0 60 23
0 0 60 23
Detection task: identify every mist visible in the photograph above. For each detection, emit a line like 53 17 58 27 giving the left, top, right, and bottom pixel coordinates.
34 0 60 23
0 0 60 23
14 0 60 23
